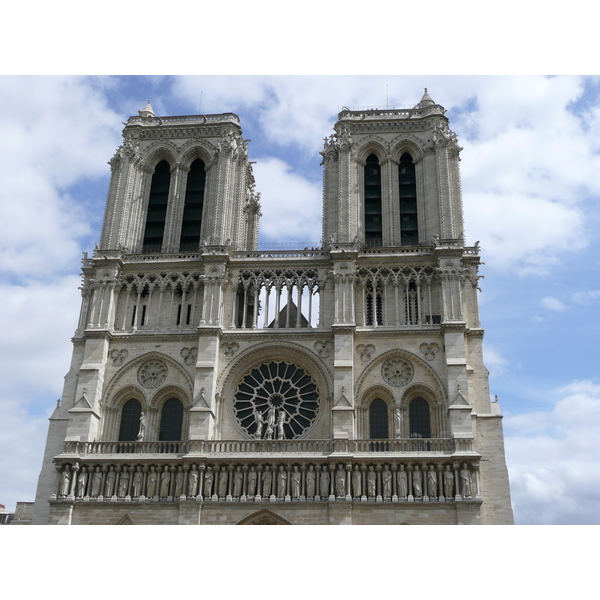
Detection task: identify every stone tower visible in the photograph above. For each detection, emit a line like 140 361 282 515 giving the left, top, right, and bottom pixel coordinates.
33 92 513 525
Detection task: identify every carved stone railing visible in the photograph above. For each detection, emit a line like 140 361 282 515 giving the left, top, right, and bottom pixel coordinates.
61 438 474 457
63 441 190 455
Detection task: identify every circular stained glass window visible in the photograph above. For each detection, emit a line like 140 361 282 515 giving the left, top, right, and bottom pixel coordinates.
233 361 319 440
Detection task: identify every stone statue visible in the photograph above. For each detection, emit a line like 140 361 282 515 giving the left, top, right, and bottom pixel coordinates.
397 465 408 498
253 408 265 439
91 467 102 497
277 465 287 497
247 467 257 496
160 467 171 497
203 467 213 497
460 464 472 498
262 466 273 497
118 470 130 497
105 467 116 497
277 410 287 440
188 467 199 497
218 468 228 497
265 407 276 440
59 467 71 496
306 466 316 497
413 466 423 497
133 470 143 497
367 466 376 497
147 467 158 497
291 466 301 498
335 467 346 497
233 467 243 497
352 465 361 497
320 468 330 497
137 411 146 441
394 408 402 437
427 465 437 497
382 467 392 498
174 470 184 497
443 465 454 498
76 469 88 497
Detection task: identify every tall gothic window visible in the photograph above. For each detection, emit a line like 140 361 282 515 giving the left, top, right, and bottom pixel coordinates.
118 398 142 442
142 160 171 253
159 398 184 441
399 153 418 245
179 159 206 251
369 398 388 439
364 154 382 247
409 397 431 438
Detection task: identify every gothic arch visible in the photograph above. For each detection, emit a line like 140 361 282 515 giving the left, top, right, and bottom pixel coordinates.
399 383 447 438
355 135 389 164
237 509 291 525
355 348 447 408
100 384 146 441
140 142 178 171
358 384 395 439
179 139 218 169
389 135 425 162
103 351 194 408
218 341 332 440
150 384 191 442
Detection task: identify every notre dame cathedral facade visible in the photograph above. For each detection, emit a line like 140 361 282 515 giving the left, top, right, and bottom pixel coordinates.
32 91 513 525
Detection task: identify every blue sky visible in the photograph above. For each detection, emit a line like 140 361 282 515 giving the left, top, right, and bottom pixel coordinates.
1 74 599 527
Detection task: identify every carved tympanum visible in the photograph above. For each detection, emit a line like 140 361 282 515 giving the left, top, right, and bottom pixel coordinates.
137 360 168 389
381 358 413 387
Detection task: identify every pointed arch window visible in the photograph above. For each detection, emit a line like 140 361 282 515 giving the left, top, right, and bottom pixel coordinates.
142 160 171 253
409 397 431 438
159 398 184 441
118 398 142 442
369 398 388 439
399 153 418 245
179 158 206 251
364 154 382 247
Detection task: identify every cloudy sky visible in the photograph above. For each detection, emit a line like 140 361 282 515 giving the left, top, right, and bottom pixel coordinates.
1 73 599 526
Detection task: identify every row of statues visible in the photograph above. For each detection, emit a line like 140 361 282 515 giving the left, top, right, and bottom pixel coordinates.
56 462 476 501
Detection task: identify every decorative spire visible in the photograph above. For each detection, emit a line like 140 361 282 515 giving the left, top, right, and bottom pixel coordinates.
138 99 155 118
417 87 435 108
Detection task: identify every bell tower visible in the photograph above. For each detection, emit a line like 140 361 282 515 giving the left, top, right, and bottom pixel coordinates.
33 94 513 525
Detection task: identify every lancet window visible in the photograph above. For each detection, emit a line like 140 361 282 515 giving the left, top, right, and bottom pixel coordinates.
409 397 431 439
364 153 382 247
142 160 171 253
118 398 142 442
356 266 440 328
159 398 184 441
398 152 418 245
369 398 389 439
179 158 206 251
233 269 321 329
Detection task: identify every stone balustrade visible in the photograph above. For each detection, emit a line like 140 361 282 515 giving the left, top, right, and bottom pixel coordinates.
51 459 481 505
61 438 474 457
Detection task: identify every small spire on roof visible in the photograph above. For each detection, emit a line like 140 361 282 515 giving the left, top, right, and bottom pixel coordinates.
418 88 435 107
138 99 155 118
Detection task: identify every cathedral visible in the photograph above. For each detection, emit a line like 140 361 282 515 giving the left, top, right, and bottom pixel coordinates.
32 91 514 525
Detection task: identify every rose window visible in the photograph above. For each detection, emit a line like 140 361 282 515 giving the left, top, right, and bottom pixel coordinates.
381 358 413 387
233 361 319 439
137 360 168 389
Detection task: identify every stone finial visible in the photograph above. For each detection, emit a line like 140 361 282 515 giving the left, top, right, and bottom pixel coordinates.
138 100 155 118
416 88 435 108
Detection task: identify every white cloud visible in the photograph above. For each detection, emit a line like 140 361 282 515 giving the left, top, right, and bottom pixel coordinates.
483 343 509 376
253 156 322 244
541 296 568 311
504 380 600 524
571 290 600 305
